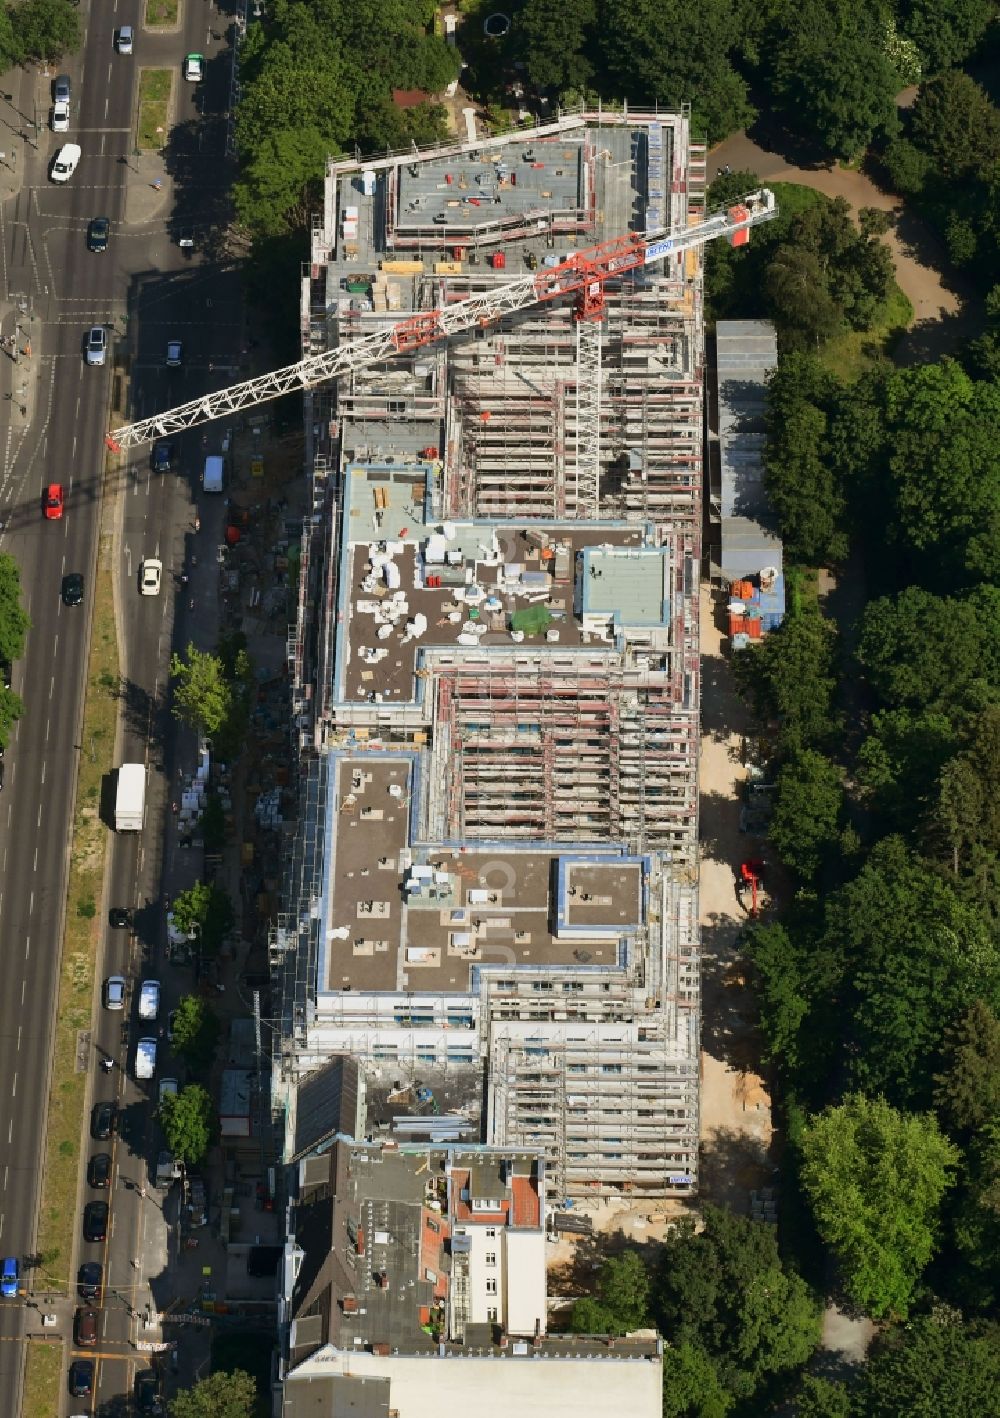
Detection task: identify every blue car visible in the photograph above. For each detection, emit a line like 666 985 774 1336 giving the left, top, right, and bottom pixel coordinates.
1 1257 18 1297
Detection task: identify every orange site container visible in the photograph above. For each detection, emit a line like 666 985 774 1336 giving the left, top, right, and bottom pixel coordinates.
729 615 763 639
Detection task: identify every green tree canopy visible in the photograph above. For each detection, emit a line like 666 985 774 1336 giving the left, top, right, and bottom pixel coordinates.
170 645 233 737
516 0 597 93
768 750 844 880
856 1309 1000 1416
171 994 222 1074
909 71 1000 180
652 1206 820 1403
901 0 997 74
660 1340 734 1418
733 598 839 753
933 1000 1000 1138
771 2 900 158
799 1094 958 1318
171 881 235 958
0 555 31 665
170 1369 257 1418
159 1083 214 1167
9 0 80 62
856 587 1000 715
763 353 846 564
569 1250 650 1335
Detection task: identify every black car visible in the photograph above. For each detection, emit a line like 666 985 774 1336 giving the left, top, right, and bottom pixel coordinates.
62 572 84 607
90 1100 116 1140
136 1369 164 1414
151 442 175 474
87 216 110 252
87 1152 111 1188
69 1359 94 1398
83 1201 108 1243
77 1261 102 1301
0 661 11 690
109 906 131 929
75 1306 98 1346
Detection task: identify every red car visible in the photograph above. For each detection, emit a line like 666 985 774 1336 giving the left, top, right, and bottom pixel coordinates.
44 483 64 520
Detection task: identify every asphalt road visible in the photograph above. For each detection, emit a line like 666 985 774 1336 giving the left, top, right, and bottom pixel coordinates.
0 3 243 1412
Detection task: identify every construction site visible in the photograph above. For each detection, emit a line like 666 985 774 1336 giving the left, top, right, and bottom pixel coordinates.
257 105 768 1202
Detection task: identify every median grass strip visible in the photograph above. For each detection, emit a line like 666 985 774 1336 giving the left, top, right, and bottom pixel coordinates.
22 1339 61 1418
145 0 180 25
137 67 173 150
35 535 120 1292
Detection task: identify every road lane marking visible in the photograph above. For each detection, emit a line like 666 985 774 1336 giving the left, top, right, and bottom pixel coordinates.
11 1074 15 1098
32 846 36 872
48 676 53 701
28 890 32 913
24 936 29 959
8 1121 12 1144
40 761 44 785
44 717 50 742
20 980 24 1004
16 1028 20 1053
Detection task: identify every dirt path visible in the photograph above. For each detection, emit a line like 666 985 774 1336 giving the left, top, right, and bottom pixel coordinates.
698 584 775 1211
709 130 983 364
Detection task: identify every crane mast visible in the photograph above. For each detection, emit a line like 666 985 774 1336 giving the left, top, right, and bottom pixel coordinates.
107 189 776 452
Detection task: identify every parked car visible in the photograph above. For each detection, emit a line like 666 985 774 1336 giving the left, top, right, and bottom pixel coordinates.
103 974 126 1010
90 1101 116 1140
53 74 71 104
116 25 133 53
136 1368 165 1414
165 339 183 367
87 216 110 252
0 1258 18 1298
109 907 131 929
51 100 70 132
138 980 161 1020
83 1201 108 1243
87 1152 111 1188
50 143 81 182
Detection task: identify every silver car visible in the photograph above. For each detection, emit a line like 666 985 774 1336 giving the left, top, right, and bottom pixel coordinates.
103 975 126 1010
85 326 107 367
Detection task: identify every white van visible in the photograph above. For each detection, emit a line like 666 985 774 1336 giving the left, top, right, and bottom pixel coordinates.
135 1037 157 1080
138 980 160 1021
202 455 224 492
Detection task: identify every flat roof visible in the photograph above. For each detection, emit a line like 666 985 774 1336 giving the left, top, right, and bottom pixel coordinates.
394 139 585 236
321 757 639 995
581 547 670 626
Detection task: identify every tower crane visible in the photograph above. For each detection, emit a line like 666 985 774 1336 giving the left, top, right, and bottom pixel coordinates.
106 189 777 453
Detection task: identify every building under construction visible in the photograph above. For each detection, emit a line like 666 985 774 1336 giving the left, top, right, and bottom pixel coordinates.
272 106 708 1198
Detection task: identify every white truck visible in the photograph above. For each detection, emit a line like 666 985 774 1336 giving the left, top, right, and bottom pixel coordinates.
115 763 146 831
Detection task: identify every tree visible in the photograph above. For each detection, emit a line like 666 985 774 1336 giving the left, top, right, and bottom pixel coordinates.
856 588 993 714
799 1094 958 1318
569 1250 650 1334
772 4 900 159
170 645 233 738
517 0 597 93
881 137 932 196
599 0 754 142
764 247 842 345
903 1 996 71
824 836 1000 1105
170 881 235 957
171 994 221 1074
742 918 843 1093
768 749 844 879
653 1206 820 1403
791 1374 852 1418
0 555 31 665
170 1369 257 1418
159 1084 214 1166
856 1309 1000 1415
660 1342 733 1418
9 0 80 63
933 1001 1000 1137
908 69 1000 177
733 598 839 752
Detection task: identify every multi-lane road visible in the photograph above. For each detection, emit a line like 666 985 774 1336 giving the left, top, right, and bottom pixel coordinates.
0 2 244 1410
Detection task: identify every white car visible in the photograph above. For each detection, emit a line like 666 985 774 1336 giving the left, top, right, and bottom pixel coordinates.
116 25 133 54
50 143 81 183
140 558 162 596
182 53 204 82
135 1037 157 1081
103 975 126 1010
138 979 161 1021
51 101 70 133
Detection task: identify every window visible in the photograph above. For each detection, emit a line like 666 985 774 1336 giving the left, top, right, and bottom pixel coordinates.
485 1279 497 1295
485 1252 496 1266
485 1228 496 1239
487 1307 498 1322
